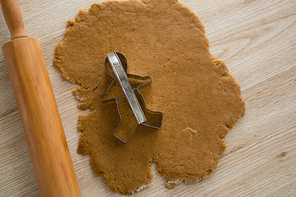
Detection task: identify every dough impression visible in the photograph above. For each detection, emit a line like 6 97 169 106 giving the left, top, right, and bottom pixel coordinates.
54 0 245 195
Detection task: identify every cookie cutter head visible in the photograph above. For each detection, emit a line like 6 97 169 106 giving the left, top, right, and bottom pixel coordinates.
99 51 163 143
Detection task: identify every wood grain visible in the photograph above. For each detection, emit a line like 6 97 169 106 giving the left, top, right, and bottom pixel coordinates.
0 0 295 196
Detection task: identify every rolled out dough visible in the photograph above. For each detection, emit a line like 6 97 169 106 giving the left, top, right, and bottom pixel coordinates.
54 0 245 195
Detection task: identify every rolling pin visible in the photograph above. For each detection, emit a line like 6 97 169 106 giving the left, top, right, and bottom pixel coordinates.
1 0 81 196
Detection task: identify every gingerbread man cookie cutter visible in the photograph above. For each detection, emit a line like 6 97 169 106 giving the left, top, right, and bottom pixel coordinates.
99 52 163 143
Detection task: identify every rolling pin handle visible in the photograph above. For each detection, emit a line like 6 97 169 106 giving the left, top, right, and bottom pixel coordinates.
1 0 28 40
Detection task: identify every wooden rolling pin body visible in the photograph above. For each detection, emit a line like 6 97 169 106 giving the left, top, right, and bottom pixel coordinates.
2 38 81 197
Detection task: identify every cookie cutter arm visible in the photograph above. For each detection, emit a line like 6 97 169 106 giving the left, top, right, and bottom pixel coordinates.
107 52 147 124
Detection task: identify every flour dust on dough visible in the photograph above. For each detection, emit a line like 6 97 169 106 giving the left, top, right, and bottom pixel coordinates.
54 0 245 195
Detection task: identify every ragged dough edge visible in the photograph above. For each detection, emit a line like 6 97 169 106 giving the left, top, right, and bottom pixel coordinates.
212 55 245 128
166 179 181 189
130 184 150 194
76 112 98 155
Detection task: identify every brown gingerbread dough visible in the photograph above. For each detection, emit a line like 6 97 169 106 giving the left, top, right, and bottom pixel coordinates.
54 0 245 195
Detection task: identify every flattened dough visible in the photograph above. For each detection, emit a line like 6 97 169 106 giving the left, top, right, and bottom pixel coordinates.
54 0 245 195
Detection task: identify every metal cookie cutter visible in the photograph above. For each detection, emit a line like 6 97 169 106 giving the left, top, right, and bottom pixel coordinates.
99 51 163 143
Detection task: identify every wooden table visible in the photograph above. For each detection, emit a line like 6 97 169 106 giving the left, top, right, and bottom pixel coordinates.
0 0 295 196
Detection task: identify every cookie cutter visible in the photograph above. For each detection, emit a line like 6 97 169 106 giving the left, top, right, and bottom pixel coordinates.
99 51 163 143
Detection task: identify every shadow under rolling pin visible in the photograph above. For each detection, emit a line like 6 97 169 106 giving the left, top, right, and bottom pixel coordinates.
1 0 81 196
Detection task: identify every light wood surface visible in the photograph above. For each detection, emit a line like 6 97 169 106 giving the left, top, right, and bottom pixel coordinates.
0 0 295 196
